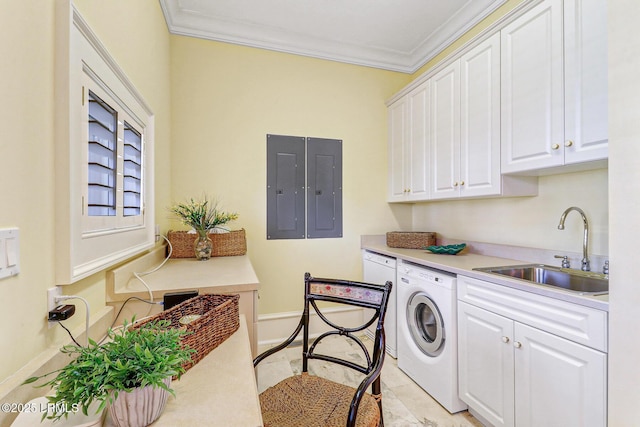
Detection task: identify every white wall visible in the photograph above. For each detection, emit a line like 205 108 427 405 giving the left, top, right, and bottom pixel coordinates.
608 0 640 424
412 169 608 256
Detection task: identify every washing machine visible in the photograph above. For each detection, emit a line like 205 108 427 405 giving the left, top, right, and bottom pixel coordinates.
396 259 467 413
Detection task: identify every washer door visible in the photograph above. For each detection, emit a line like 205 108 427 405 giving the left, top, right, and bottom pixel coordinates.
406 292 445 357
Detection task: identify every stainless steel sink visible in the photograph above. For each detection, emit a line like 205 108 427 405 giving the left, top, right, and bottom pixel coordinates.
473 264 609 295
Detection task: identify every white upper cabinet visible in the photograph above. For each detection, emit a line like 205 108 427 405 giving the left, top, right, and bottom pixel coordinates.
387 81 431 202
387 97 409 202
501 0 564 173
459 33 503 198
430 60 461 199
407 81 431 201
563 0 608 164
501 0 608 174
430 33 536 200
387 0 607 199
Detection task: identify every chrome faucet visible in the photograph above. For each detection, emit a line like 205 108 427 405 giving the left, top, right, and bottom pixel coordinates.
557 207 590 271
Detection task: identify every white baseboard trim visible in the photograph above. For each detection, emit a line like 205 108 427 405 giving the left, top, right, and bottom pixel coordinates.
257 306 364 347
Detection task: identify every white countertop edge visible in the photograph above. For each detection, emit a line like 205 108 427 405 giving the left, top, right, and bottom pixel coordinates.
361 237 608 312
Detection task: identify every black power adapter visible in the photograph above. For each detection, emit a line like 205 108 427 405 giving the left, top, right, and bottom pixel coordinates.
48 304 76 321
163 290 198 310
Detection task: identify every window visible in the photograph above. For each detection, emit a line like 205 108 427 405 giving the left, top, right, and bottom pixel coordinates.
55 3 155 284
82 80 147 233
266 134 343 240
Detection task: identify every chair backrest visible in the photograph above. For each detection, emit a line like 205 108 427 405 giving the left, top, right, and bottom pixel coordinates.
301 272 393 380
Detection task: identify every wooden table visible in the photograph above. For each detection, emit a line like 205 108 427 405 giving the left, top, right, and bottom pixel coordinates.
107 247 260 356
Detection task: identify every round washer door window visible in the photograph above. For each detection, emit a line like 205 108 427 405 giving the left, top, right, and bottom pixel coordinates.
406 292 445 357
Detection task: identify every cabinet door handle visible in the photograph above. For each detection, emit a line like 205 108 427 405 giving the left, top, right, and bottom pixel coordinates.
453 182 459 187
460 181 465 186
565 140 574 147
551 143 560 150
514 341 522 348
502 336 510 343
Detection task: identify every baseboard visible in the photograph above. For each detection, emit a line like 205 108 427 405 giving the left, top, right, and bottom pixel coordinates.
257 306 364 347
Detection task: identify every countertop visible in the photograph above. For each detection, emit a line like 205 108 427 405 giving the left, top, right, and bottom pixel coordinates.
361 236 608 312
147 315 262 427
12 316 263 427
108 251 260 301
109 315 262 427
107 250 261 357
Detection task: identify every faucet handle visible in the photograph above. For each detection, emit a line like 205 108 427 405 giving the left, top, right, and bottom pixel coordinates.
603 260 609 275
554 255 571 268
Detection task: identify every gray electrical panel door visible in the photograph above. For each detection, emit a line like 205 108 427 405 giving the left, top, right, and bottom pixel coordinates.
266 134 305 239
307 138 342 238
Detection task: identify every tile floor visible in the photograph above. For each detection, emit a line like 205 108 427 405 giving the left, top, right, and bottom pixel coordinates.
256 335 484 427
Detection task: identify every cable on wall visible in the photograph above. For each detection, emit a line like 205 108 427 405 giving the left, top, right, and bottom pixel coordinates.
55 295 90 347
131 235 173 315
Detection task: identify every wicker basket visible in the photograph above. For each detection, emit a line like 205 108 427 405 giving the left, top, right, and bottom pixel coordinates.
167 229 247 258
386 231 436 249
130 294 240 372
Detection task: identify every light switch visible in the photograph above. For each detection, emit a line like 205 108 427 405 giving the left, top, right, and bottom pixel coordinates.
6 238 17 267
0 228 19 280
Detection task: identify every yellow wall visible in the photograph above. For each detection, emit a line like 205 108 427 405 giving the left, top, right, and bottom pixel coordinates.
0 0 172 385
169 36 411 314
0 0 56 383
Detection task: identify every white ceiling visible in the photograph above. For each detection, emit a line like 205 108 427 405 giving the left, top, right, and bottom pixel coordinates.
159 0 507 73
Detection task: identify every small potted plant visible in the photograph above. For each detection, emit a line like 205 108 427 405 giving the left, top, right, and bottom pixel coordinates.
170 195 238 260
24 319 194 426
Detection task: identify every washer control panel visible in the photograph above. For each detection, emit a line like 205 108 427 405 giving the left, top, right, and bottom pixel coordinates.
398 260 456 289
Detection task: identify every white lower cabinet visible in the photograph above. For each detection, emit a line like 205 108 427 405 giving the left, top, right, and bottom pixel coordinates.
457 276 607 427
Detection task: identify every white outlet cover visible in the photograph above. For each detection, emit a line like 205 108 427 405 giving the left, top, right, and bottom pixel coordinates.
47 287 62 313
0 228 19 280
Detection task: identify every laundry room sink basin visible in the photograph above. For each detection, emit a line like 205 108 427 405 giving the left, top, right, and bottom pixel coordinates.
473 264 608 295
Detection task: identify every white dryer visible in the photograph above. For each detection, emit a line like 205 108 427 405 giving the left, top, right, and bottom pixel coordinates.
396 259 467 413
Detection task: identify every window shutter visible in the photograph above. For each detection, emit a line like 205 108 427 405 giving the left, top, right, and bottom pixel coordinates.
87 91 117 216
123 121 142 217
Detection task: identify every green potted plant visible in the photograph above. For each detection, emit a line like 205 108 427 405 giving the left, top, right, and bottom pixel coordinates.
170 195 238 260
23 319 194 426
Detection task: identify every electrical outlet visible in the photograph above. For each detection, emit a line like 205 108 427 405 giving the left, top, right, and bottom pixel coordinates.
47 286 63 317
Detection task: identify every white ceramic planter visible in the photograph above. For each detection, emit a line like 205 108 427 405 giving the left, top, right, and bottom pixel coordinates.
108 378 171 427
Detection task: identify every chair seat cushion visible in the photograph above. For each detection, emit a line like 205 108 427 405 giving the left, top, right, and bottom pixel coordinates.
259 374 381 427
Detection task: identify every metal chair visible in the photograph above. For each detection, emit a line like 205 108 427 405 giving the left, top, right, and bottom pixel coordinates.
254 272 392 427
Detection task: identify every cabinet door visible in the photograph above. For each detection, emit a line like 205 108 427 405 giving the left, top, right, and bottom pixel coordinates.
407 81 431 201
430 61 461 199
460 33 501 197
514 323 607 427
387 97 408 202
563 0 608 164
458 302 515 427
501 0 564 173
